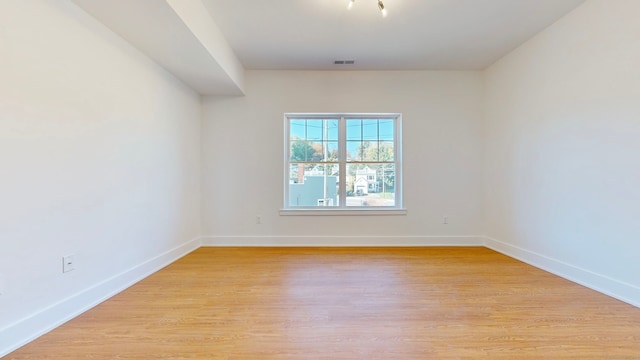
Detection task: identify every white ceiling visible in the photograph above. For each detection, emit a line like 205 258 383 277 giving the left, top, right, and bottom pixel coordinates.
201 0 585 70
71 0 586 94
72 0 245 95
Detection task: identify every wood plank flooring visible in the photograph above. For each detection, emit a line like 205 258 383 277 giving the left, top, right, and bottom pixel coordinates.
6 247 640 359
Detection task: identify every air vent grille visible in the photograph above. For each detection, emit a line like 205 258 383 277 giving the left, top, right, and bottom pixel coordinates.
334 60 355 65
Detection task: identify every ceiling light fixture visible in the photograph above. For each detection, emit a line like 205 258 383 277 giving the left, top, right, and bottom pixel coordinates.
377 0 388 17
347 0 388 17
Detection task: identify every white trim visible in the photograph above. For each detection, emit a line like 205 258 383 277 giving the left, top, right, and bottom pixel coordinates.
201 235 484 247
483 236 640 308
279 209 407 216
284 114 403 211
338 116 347 207
0 237 201 358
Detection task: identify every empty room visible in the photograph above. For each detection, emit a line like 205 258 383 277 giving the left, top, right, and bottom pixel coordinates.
1 0 639 358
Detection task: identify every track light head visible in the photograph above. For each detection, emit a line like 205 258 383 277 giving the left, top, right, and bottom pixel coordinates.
347 0 388 17
378 0 388 17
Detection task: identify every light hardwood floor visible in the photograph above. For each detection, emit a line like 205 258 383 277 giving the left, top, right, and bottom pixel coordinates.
7 247 640 359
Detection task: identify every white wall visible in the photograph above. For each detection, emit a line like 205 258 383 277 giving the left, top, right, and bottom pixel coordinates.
202 70 484 245
0 0 202 354
484 0 640 305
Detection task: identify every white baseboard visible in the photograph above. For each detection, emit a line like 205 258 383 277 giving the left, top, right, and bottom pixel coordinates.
484 236 640 308
0 237 201 358
201 235 485 247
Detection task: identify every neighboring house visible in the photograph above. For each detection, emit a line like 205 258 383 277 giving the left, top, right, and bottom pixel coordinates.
353 167 378 195
289 175 338 206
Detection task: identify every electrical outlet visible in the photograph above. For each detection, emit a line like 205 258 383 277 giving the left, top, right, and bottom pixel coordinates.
443 216 449 224
63 254 75 273
256 215 262 224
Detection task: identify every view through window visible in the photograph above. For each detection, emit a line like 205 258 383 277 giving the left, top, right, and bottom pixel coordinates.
284 114 402 210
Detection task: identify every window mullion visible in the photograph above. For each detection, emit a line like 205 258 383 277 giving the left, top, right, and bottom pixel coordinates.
395 117 402 208
339 116 347 207
284 117 290 208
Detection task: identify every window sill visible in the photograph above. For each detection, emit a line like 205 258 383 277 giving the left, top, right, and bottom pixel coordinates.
279 208 407 216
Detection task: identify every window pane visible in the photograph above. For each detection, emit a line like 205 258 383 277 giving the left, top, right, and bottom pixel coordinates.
346 120 362 141
346 164 395 207
290 119 306 140
297 141 340 162
379 141 394 161
291 119 339 141
290 140 315 161
346 120 394 161
306 120 323 140
289 163 339 207
347 140 362 162
362 120 379 141
361 141 378 161
308 141 324 161
379 120 394 140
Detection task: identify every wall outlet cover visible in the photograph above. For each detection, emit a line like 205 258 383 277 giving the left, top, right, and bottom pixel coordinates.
63 255 76 273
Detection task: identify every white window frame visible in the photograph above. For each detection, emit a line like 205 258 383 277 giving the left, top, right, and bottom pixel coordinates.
280 113 406 216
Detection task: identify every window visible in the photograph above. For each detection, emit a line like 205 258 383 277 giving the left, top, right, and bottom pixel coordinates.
283 114 403 214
